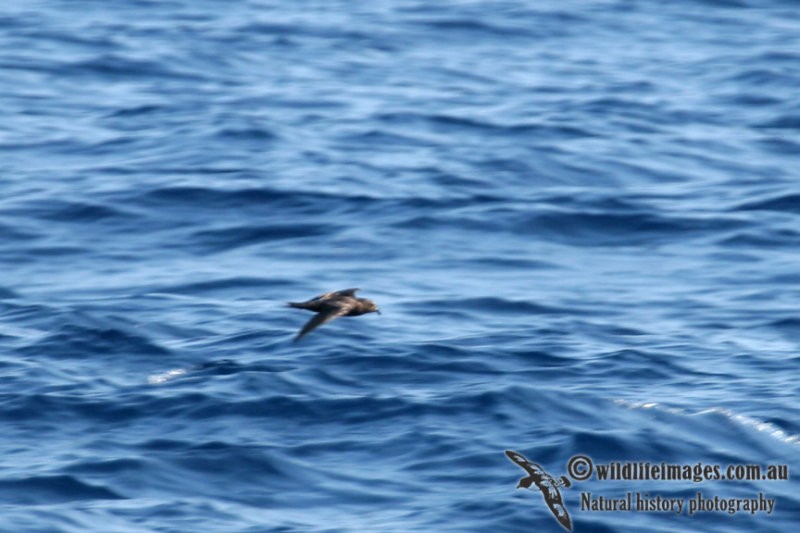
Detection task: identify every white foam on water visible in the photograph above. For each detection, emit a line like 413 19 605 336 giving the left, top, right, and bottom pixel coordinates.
702 406 800 446
614 399 799 446
147 367 188 385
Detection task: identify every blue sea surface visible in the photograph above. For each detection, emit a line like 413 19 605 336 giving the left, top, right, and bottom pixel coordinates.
1 1 799 532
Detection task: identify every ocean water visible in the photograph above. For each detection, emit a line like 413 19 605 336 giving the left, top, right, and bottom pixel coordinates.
1 1 799 531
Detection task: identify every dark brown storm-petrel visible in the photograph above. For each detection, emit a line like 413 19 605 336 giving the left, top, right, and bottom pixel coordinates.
288 288 380 341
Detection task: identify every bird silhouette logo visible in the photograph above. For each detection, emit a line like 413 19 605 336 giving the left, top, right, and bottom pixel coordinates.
505 450 573 531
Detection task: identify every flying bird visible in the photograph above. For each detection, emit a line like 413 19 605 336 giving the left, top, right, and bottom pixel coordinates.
288 288 380 341
505 450 573 532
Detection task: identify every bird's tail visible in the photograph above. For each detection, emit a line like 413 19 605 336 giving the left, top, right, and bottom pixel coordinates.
287 302 308 309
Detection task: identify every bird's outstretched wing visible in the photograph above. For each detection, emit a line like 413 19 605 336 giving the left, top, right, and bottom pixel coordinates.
539 479 572 531
505 450 545 477
331 288 359 297
307 288 360 303
293 302 354 341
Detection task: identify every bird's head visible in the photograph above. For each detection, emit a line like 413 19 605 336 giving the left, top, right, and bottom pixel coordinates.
367 301 381 315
